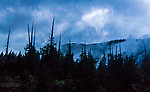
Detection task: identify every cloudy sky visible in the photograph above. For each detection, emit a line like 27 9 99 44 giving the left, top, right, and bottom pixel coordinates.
0 0 150 52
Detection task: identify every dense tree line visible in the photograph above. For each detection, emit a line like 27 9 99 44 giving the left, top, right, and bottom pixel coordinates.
0 18 150 92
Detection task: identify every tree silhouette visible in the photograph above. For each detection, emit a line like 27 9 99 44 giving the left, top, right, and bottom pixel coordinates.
0 17 149 92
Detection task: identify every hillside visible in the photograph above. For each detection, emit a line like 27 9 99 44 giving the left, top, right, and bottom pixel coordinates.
61 38 150 60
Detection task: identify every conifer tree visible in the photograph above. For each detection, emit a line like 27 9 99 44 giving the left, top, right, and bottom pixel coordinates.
63 40 74 78
40 17 59 79
98 50 106 71
87 48 97 76
24 21 39 74
58 34 61 60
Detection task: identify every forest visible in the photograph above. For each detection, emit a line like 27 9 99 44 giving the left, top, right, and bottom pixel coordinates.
0 17 150 92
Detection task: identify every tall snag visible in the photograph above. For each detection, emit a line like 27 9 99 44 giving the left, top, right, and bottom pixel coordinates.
31 21 34 49
33 27 36 47
6 28 11 55
27 21 35 50
28 24 31 49
58 34 61 56
50 16 55 46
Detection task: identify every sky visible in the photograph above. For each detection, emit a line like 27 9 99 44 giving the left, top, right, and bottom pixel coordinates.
0 0 150 53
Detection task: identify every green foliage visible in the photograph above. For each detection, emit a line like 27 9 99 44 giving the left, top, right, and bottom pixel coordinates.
55 80 65 85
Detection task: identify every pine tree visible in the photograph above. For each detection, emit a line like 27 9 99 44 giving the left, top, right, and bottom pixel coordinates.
87 48 97 76
98 50 106 72
40 17 59 79
63 40 74 78
24 21 39 74
58 34 61 60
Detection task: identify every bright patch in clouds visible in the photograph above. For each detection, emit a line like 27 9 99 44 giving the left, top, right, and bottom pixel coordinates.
144 0 150 3
81 8 111 31
102 31 109 36
55 22 69 35
32 9 52 22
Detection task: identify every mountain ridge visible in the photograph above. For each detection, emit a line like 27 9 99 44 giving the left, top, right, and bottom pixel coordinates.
61 38 150 60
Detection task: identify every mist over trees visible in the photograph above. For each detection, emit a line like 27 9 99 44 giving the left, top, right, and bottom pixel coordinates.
0 18 150 92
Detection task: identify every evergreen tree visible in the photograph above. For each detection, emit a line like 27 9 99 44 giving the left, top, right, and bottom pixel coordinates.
87 48 97 76
97 50 107 73
79 45 88 78
40 17 59 79
63 40 74 78
24 21 39 74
